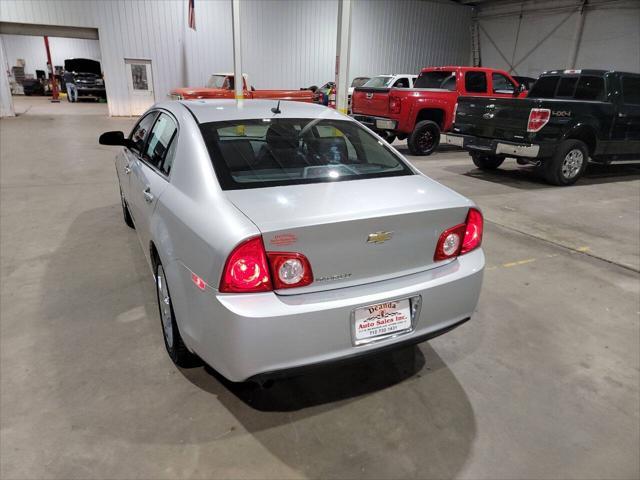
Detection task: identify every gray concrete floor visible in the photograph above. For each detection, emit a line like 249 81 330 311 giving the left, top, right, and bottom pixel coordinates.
1 96 639 479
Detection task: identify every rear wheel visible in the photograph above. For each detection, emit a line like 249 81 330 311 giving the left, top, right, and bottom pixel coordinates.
471 152 505 170
156 262 201 368
407 120 440 156
544 139 588 186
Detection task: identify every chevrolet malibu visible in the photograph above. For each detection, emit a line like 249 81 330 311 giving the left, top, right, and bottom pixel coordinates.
99 99 484 382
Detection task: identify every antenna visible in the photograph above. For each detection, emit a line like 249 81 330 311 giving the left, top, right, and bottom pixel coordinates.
271 100 281 114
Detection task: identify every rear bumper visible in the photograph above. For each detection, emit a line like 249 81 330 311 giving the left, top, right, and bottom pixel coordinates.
179 248 484 382
442 133 541 158
351 114 397 131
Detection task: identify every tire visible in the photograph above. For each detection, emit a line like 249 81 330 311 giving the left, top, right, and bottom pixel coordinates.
471 152 505 170
407 120 440 156
543 139 589 186
156 262 201 368
120 188 135 229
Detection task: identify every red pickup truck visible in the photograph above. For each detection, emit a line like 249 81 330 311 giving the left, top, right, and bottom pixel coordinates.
170 73 315 103
351 66 526 155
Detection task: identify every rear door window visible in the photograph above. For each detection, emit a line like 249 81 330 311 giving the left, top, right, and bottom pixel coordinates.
574 76 605 101
622 75 640 105
414 71 456 90
465 72 488 93
129 112 158 153
144 113 178 175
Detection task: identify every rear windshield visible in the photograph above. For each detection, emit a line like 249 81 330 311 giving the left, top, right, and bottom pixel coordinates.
414 71 456 90
351 77 370 88
528 75 605 101
200 118 413 190
364 76 392 88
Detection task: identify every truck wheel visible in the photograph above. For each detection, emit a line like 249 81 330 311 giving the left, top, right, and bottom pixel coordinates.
408 121 440 156
471 153 505 170
544 139 588 186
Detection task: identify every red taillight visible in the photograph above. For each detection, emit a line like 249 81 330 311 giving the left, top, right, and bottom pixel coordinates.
461 208 483 254
267 252 313 290
527 108 550 132
452 102 458 122
389 96 401 114
220 237 314 293
219 237 272 293
434 208 483 261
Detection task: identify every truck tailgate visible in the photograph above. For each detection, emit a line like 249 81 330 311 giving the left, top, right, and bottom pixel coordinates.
454 97 536 142
352 87 391 117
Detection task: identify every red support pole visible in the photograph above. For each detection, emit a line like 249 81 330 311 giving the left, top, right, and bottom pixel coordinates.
43 36 60 102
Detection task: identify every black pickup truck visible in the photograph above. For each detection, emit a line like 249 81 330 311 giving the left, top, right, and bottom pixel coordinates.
443 69 640 185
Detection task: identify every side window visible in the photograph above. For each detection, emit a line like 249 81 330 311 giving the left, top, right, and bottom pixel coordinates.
465 72 488 93
129 112 158 152
144 113 178 175
393 77 410 88
622 76 640 105
574 76 605 101
492 73 515 94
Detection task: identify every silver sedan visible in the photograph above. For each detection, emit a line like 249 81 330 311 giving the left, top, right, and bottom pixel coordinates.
99 99 484 382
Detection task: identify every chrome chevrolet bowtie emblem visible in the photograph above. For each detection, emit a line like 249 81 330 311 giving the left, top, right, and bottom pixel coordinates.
367 231 393 244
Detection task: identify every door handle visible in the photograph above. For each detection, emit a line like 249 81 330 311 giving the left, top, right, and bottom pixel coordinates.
618 112 627 118
124 165 131 174
143 187 154 203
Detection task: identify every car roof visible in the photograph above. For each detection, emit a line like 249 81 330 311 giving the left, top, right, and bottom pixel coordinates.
165 99 353 124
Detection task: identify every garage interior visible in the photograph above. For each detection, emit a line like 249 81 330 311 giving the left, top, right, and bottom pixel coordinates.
1 0 639 479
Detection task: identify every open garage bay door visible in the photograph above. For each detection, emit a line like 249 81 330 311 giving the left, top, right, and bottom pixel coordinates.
0 22 98 40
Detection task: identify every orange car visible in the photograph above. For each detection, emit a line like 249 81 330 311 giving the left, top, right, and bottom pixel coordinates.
170 73 314 102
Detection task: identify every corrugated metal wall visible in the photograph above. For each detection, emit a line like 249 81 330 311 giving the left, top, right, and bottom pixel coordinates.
1 34 101 77
350 0 471 78
0 0 472 116
477 0 640 77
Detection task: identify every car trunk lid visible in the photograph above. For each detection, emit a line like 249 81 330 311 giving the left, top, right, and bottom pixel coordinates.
224 175 473 295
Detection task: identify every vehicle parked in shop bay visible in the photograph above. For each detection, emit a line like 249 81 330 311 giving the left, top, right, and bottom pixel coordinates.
98 99 484 382
169 73 314 102
352 66 525 154
63 58 106 101
443 69 640 185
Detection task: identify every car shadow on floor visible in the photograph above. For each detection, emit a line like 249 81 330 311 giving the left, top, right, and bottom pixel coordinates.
181 342 477 479
184 344 428 412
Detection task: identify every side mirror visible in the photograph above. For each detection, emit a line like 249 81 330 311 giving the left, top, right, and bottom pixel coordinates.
99 130 130 147
513 83 526 96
